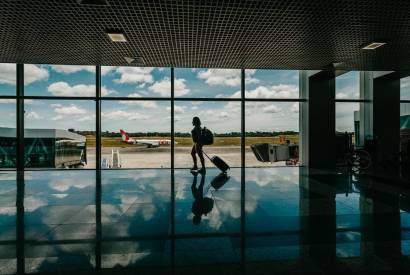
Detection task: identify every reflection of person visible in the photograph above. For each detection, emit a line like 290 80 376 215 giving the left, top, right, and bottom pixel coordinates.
191 173 213 225
191 116 206 173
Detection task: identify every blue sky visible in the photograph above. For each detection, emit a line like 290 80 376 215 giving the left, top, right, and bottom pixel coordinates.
0 64 369 133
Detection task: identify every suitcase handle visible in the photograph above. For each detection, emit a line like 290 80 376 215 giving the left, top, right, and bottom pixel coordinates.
202 150 211 161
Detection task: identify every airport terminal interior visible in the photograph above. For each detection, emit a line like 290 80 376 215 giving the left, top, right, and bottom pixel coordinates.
1 0 410 274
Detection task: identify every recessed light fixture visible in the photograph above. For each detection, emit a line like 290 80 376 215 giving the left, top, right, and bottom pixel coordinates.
332 62 344 68
124 56 144 64
362 42 386 50
106 31 128 42
124 57 135 64
77 0 107 5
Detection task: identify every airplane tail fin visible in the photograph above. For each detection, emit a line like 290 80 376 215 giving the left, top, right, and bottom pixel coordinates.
120 129 129 142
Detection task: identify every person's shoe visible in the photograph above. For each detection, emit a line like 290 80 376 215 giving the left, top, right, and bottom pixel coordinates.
190 166 198 171
198 167 206 174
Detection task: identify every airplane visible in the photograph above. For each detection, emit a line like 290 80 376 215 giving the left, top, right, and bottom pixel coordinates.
119 129 173 148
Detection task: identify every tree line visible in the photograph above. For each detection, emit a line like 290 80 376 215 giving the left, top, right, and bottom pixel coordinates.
69 129 299 137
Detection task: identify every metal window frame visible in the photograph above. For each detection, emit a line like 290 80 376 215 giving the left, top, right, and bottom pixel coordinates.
0 64 306 273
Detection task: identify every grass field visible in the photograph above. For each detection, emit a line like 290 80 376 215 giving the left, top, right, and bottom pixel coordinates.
86 135 299 147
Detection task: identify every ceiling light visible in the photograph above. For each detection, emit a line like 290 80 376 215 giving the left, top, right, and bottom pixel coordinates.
124 57 135 64
124 56 144 64
106 31 128 42
332 62 344 68
362 42 386 50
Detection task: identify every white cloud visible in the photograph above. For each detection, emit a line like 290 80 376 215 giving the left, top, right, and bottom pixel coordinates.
47 82 114 96
0 64 48 86
25 111 42 120
291 102 299 113
231 84 298 99
218 111 229 118
0 63 16 85
0 99 15 104
336 92 348 99
114 67 154 84
148 77 190 97
25 64 49 85
51 65 95 74
119 93 157 108
77 115 94 122
166 106 185 114
197 69 241 87
102 110 148 121
263 105 281 113
101 66 116 76
196 69 259 87
53 104 87 115
51 115 63 121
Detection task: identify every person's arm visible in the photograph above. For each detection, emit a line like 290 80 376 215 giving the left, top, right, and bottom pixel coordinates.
192 128 199 143
195 127 202 145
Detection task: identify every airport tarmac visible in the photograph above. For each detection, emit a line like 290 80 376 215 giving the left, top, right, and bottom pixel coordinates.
85 146 292 168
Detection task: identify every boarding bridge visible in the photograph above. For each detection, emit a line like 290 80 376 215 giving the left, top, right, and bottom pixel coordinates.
251 143 299 164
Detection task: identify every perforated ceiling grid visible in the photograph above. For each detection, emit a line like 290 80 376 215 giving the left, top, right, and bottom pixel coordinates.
1 0 410 70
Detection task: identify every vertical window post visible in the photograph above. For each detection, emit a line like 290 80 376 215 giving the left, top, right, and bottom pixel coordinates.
170 68 176 268
16 63 25 275
95 65 102 271
16 64 24 171
240 68 246 266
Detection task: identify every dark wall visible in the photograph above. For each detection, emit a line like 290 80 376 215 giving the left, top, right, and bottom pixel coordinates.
308 71 336 169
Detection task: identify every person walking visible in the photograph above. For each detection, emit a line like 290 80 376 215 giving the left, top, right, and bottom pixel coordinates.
191 116 206 173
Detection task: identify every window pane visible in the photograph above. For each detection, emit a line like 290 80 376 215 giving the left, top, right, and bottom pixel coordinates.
336 71 360 100
401 76 410 100
0 173 16 273
25 65 95 97
101 100 170 168
401 103 410 163
0 100 16 169
0 63 16 96
245 69 299 99
336 103 360 150
24 100 95 168
101 66 170 97
175 68 240 98
174 101 241 168
245 102 299 167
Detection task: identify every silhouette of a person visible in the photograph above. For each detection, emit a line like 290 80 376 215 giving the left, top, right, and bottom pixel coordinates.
191 116 206 173
191 173 213 225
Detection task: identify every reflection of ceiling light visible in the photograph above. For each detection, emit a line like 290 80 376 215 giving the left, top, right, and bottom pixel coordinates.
106 31 128 42
362 42 386 50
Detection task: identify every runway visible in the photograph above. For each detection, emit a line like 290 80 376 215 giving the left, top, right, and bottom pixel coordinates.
85 146 289 168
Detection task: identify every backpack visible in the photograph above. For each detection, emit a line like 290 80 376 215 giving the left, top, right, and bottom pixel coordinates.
201 127 214 145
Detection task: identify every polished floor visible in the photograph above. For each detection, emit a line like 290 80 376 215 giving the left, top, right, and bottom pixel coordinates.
0 167 410 274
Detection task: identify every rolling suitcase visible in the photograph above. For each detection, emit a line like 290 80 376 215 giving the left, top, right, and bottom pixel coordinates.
203 151 230 173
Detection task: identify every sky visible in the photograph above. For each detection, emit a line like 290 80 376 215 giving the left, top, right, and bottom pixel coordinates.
0 64 374 133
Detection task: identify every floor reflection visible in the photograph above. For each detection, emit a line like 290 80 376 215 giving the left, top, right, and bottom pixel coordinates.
0 167 410 273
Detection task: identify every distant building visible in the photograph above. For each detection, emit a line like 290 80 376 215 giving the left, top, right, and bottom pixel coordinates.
0 127 86 168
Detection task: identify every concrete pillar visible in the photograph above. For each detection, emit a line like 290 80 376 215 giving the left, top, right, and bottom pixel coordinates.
308 71 336 169
373 73 400 174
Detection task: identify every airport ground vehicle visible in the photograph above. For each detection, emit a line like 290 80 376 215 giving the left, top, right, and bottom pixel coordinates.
251 143 299 165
